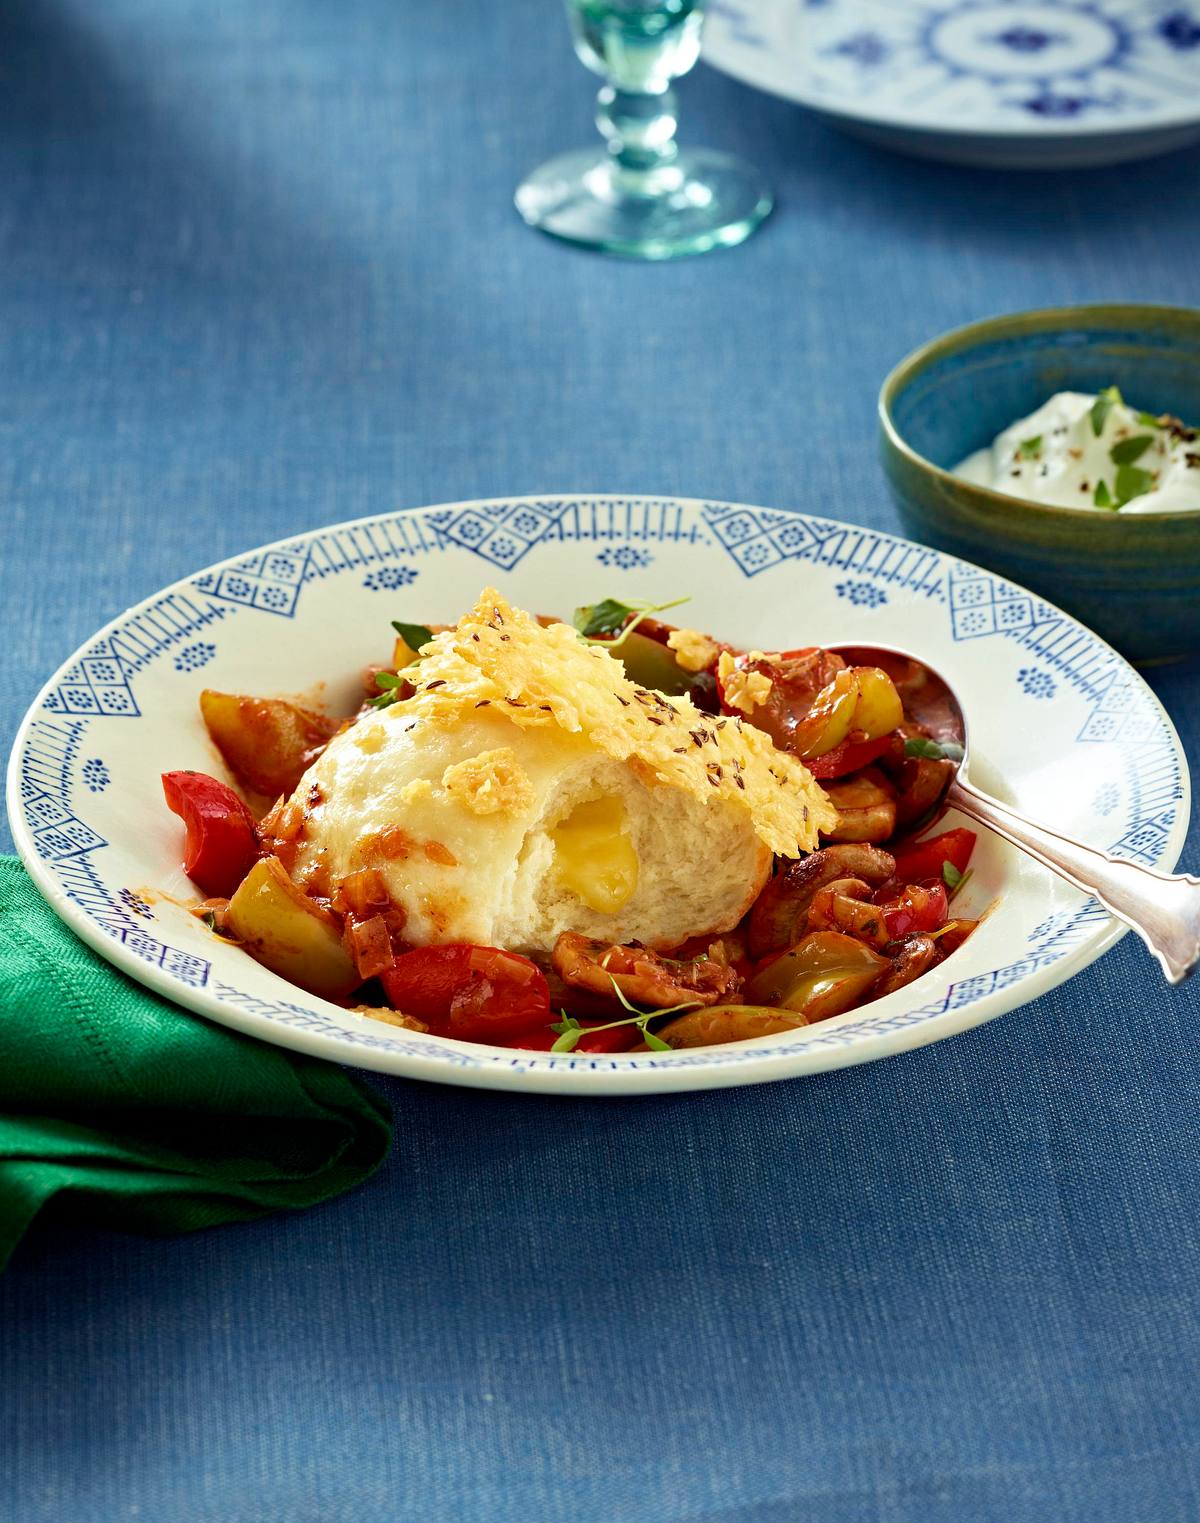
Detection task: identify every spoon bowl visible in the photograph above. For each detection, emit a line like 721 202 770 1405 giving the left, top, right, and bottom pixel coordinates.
834 639 968 763
834 642 1200 984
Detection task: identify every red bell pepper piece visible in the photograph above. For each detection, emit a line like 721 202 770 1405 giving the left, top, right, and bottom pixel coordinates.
380 944 551 1042
161 770 259 897
881 881 948 940
891 826 976 886
805 734 896 779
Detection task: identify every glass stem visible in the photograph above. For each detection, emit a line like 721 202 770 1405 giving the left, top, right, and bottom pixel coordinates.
596 84 681 185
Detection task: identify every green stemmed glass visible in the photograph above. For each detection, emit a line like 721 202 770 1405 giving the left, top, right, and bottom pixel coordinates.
516 0 772 259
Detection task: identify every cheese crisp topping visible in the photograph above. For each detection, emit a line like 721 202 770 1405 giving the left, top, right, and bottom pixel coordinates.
353 725 386 753
717 652 773 716
378 589 835 856
442 747 535 816
666 627 720 673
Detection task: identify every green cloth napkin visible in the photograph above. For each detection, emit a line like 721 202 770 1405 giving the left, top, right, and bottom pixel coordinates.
0 856 391 1269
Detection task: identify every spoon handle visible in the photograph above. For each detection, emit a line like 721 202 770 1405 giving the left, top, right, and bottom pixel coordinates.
947 776 1200 984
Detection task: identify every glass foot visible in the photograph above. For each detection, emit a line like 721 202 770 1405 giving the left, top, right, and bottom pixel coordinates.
515 147 772 260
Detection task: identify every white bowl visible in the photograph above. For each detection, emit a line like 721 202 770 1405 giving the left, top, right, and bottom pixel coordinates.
7 496 1189 1095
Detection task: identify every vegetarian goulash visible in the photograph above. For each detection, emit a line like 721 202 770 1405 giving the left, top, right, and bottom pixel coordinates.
162 590 978 1053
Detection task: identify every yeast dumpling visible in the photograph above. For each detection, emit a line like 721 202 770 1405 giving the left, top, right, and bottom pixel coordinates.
272 590 836 955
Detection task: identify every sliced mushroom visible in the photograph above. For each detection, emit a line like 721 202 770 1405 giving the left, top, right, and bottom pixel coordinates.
822 767 898 844
874 934 940 996
806 878 891 949
551 932 741 1010
747 844 896 959
892 756 955 828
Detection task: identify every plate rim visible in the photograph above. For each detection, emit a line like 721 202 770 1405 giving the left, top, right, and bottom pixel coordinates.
6 493 1190 1096
702 0 1200 143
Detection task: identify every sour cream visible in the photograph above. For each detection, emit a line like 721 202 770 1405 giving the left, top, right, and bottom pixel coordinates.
954 390 1200 514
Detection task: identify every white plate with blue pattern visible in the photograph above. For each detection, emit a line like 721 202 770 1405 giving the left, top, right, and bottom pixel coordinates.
6 497 1189 1095
704 0 1200 168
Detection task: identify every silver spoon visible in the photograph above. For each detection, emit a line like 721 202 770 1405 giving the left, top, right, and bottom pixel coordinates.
831 643 1200 985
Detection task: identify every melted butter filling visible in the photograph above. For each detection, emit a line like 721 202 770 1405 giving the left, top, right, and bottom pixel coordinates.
551 796 639 915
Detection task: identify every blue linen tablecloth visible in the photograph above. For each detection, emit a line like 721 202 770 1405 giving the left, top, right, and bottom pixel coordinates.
3 1 1199 1518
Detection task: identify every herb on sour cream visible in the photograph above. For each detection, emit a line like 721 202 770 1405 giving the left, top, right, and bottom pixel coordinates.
954 390 1200 515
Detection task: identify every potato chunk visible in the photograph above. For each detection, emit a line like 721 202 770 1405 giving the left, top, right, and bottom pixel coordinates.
226 856 358 999
200 690 336 798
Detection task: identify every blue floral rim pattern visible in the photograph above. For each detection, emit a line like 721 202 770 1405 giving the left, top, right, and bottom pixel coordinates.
705 0 1200 137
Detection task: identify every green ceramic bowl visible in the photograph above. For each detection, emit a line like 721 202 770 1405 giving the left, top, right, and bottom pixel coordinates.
879 305 1200 663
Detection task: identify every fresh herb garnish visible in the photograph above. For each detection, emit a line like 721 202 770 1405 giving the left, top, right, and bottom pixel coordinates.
942 863 973 902
1093 479 1115 509
549 1015 584 1053
365 620 435 711
366 671 406 710
391 619 433 652
1115 462 1154 506
549 976 700 1053
1109 435 1153 466
905 736 964 762
1017 435 1042 459
1138 411 1162 428
550 1013 673 1053
202 909 218 932
574 598 638 639
572 595 690 652
1089 385 1123 437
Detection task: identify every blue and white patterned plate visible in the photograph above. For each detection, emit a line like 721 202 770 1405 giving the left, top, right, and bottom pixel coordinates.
704 1 1200 168
6 497 1189 1095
